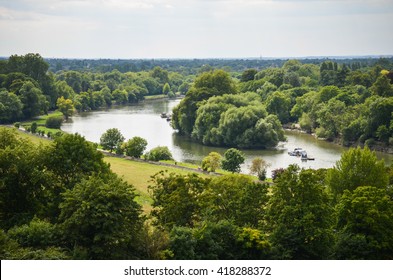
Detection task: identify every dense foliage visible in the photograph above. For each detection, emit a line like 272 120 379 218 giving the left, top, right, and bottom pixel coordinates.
147 148 393 260
1 127 392 260
0 128 145 259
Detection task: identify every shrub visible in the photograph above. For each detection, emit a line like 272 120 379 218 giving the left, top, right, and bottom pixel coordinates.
145 146 173 161
45 116 63 129
30 122 37 134
14 122 20 128
201 152 222 172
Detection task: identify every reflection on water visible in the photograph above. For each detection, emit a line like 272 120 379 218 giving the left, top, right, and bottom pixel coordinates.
62 99 392 175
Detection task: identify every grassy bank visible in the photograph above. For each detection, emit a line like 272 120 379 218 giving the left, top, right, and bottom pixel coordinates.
104 157 208 212
19 111 63 135
8 127 212 213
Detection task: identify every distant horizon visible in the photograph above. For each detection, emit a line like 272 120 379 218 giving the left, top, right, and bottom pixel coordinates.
2 54 393 61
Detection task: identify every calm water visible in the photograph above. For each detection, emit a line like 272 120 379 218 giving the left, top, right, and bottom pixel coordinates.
61 99 392 175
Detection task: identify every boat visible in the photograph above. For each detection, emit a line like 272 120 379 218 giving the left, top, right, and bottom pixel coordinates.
300 150 308 161
288 148 303 156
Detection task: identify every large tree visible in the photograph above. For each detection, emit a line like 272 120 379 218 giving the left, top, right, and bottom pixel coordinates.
18 81 48 118
56 96 74 120
123 136 148 158
100 128 125 153
59 173 143 259
326 146 388 198
0 128 49 229
149 172 209 229
267 165 334 259
0 90 23 123
221 148 245 173
172 70 237 135
334 186 393 259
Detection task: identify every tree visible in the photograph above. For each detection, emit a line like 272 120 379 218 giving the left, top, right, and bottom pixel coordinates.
203 175 269 227
123 136 148 158
240 69 257 82
299 112 312 133
144 146 173 161
265 91 291 123
334 186 393 259
326 147 389 198
221 148 245 173
201 152 222 172
7 53 49 86
249 157 270 181
267 165 334 259
44 133 110 191
169 221 271 260
7 217 59 249
149 172 208 228
370 75 393 97
0 90 23 123
163 83 171 95
19 81 48 118
0 129 48 229
172 70 237 135
56 96 74 120
100 128 125 152
59 173 143 259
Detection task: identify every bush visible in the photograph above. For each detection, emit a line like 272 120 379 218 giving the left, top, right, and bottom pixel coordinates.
201 152 222 172
145 146 173 161
30 122 37 134
45 116 63 129
14 122 20 128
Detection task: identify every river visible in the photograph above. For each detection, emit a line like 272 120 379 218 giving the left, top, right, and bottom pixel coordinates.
61 98 393 176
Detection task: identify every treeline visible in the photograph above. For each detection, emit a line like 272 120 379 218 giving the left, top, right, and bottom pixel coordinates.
0 53 191 123
173 59 393 149
1 127 392 259
42 57 392 74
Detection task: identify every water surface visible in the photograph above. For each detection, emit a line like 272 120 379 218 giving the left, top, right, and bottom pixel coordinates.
61 99 392 175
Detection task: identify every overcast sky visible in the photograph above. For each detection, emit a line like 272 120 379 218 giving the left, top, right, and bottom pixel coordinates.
0 0 392 59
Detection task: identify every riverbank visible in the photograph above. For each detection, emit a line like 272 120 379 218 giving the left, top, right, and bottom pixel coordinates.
284 125 393 155
4 126 240 212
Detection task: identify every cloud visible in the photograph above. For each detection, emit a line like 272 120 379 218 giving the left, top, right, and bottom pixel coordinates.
0 0 392 58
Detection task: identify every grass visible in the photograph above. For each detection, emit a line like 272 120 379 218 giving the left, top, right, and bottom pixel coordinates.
20 111 64 135
161 159 234 175
104 157 208 213
12 127 52 146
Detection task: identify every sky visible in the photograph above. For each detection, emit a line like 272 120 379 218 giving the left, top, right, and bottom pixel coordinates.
0 0 392 59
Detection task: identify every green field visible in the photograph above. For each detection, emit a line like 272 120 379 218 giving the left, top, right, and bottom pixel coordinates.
104 157 208 212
